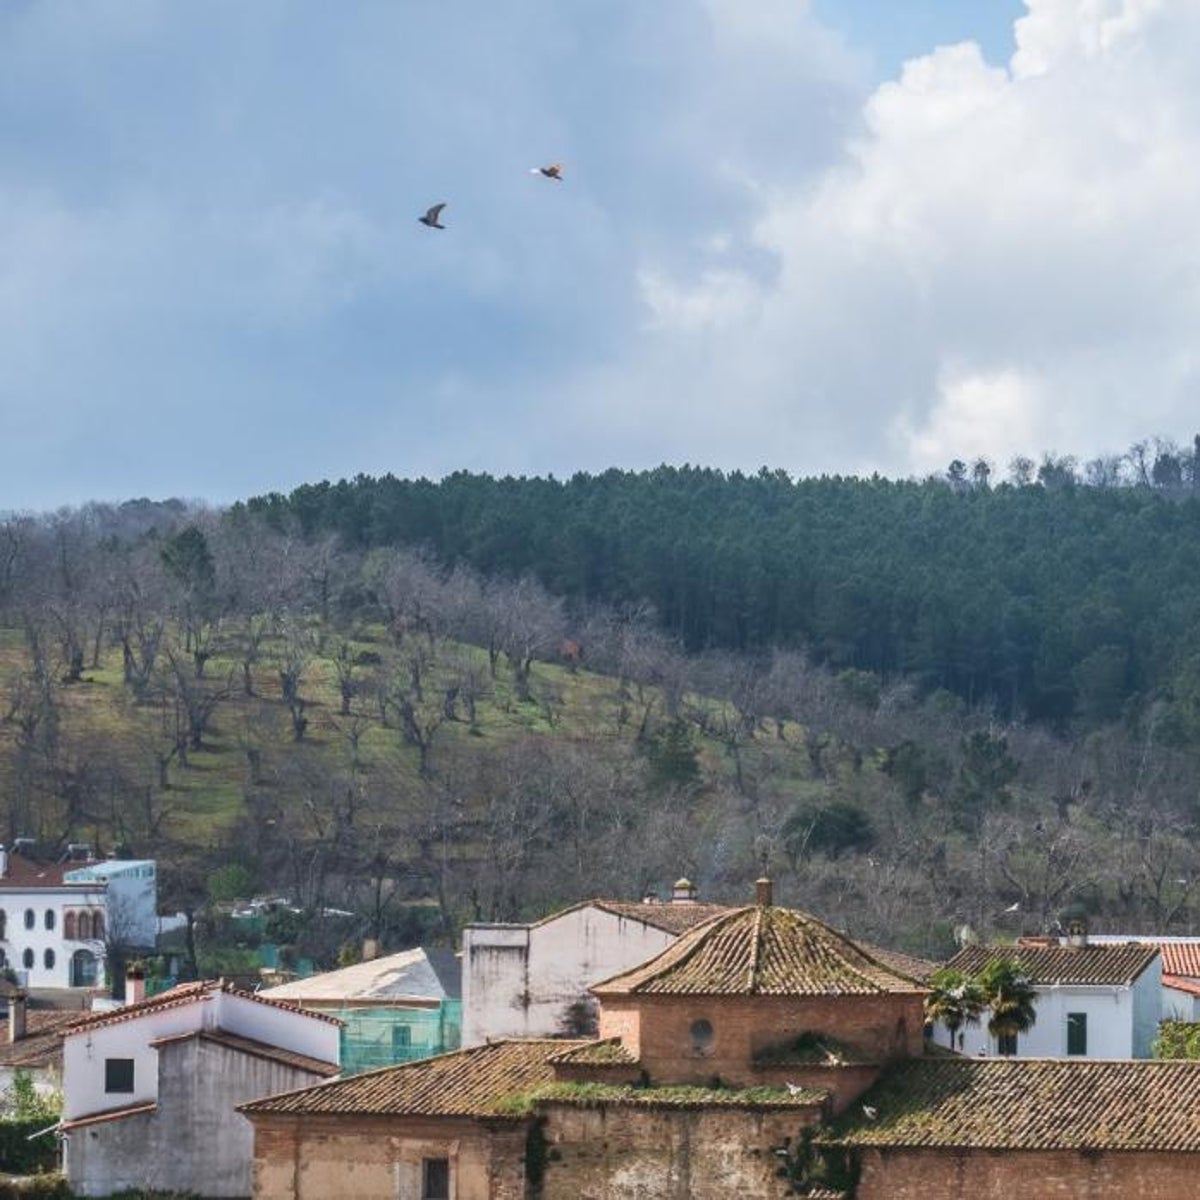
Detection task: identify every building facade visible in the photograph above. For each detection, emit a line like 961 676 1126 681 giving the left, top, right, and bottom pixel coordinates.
461 881 727 1046
60 979 340 1197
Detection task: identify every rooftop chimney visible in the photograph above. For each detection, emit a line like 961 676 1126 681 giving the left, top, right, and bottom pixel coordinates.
362 938 380 962
755 877 774 907
671 877 698 905
125 965 146 1007
1066 915 1089 949
9 993 26 1044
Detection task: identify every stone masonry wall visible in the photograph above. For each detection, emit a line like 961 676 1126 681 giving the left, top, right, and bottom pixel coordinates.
538 1103 816 1200
856 1147 1200 1199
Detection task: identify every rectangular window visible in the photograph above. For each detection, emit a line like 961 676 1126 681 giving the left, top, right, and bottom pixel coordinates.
997 1032 1018 1057
1067 1012 1088 1056
104 1058 135 1094
392 1025 412 1055
422 1157 450 1200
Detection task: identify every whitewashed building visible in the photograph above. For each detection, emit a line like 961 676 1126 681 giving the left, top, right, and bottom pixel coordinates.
461 880 727 1046
933 939 1162 1059
60 979 341 1197
0 845 158 990
1089 935 1200 1022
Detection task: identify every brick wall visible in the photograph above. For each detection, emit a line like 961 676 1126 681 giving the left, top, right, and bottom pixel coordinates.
539 1102 812 1199
857 1147 1200 1199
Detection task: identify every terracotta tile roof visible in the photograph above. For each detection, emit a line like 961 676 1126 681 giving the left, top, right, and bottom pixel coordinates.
239 1039 588 1119
62 979 342 1035
0 1011 76 1070
149 1029 339 1077
949 943 1158 986
592 906 927 996
1165 974 1200 998
855 941 939 984
59 1101 156 1131
1159 945 1200 977
547 1038 638 1067
824 1058 1200 1151
590 900 732 936
0 852 96 891
526 1081 827 1110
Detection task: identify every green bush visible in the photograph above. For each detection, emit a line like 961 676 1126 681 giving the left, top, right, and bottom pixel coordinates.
0 1117 59 1176
0 1177 71 1199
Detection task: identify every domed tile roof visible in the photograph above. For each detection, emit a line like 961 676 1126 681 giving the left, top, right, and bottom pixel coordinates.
592 905 927 997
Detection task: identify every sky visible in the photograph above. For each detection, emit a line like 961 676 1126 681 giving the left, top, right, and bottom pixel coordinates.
2 0 1198 510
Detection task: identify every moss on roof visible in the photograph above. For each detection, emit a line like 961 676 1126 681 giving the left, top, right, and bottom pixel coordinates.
497 1080 827 1116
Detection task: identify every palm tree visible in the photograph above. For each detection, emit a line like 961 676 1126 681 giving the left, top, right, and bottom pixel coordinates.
924 967 986 1051
978 956 1038 1054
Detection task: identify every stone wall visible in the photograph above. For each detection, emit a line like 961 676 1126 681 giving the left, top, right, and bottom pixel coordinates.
538 1102 813 1200
856 1147 1200 1199
251 1114 528 1200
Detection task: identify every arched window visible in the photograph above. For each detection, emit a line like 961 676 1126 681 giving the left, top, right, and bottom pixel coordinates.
23 909 34 931
22 948 33 970
92 912 104 941
71 949 98 987
0 910 7 940
64 912 76 941
43 949 55 970
689 1018 715 1056
44 910 55 932
76 912 91 941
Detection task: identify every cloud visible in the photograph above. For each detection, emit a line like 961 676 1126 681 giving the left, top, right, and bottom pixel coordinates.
609 0 1200 479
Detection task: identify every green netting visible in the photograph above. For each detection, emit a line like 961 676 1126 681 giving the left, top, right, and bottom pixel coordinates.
335 1000 462 1075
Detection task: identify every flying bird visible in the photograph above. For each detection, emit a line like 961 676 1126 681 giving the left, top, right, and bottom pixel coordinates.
1002 901 1020 913
418 203 447 229
531 163 564 181
862 1105 879 1121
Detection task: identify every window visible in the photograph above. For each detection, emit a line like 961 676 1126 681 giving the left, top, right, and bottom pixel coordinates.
392 1025 412 1058
105 1059 135 1094
1067 1012 1087 1056
93 912 104 941
689 1018 715 1056
422 1158 450 1200
997 1032 1018 1057
22 910 33 931
63 912 76 941
0 910 7 940
76 912 91 941
44 910 55 932
43 949 55 971
21 949 33 970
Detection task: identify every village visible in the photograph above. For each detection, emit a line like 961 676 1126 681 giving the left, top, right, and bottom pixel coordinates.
0 842 1197 1198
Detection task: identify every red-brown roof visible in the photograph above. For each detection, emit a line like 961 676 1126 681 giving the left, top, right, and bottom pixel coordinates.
824 1058 1200 1151
950 943 1158 986
0 1011 76 1070
0 852 97 891
1160 945 1200 977
150 1029 338 1077
1165 974 1200 998
593 906 927 997
240 1039 587 1119
59 1101 156 1131
62 980 342 1035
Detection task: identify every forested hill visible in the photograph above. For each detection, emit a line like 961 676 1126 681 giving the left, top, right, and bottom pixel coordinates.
243 466 1200 728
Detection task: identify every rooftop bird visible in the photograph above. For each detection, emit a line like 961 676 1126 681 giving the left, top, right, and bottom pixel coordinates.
785 1082 806 1097
862 1104 879 1121
531 163 564 181
418 203 447 229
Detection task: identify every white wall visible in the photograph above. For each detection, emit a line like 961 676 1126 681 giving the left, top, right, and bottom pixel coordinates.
214 991 340 1064
461 905 679 1046
933 984 1143 1059
1162 984 1200 1022
1131 956 1163 1058
0 884 107 988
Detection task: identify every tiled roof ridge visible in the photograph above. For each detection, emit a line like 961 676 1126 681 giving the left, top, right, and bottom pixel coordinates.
785 908 928 991
748 905 764 993
593 907 750 992
567 898 730 934
61 978 342 1035
950 942 1159 986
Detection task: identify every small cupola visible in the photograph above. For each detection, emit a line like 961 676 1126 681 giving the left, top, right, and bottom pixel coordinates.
671 877 698 904
1061 904 1089 949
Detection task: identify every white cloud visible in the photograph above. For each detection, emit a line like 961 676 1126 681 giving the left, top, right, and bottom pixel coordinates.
605 0 1200 479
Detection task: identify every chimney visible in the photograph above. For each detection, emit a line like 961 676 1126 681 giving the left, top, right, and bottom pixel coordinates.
671 877 698 905
125 965 146 1006
1066 915 1088 949
361 938 380 962
641 892 660 905
9 992 26 1044
755 877 773 907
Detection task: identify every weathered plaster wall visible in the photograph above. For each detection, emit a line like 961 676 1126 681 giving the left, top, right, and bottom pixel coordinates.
250 1114 528 1200
856 1146 1200 1199
539 1103 812 1200
66 1037 327 1197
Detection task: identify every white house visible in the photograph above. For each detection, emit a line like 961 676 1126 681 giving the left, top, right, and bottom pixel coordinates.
60 978 341 1197
461 879 728 1046
1089 935 1200 1022
933 939 1162 1059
